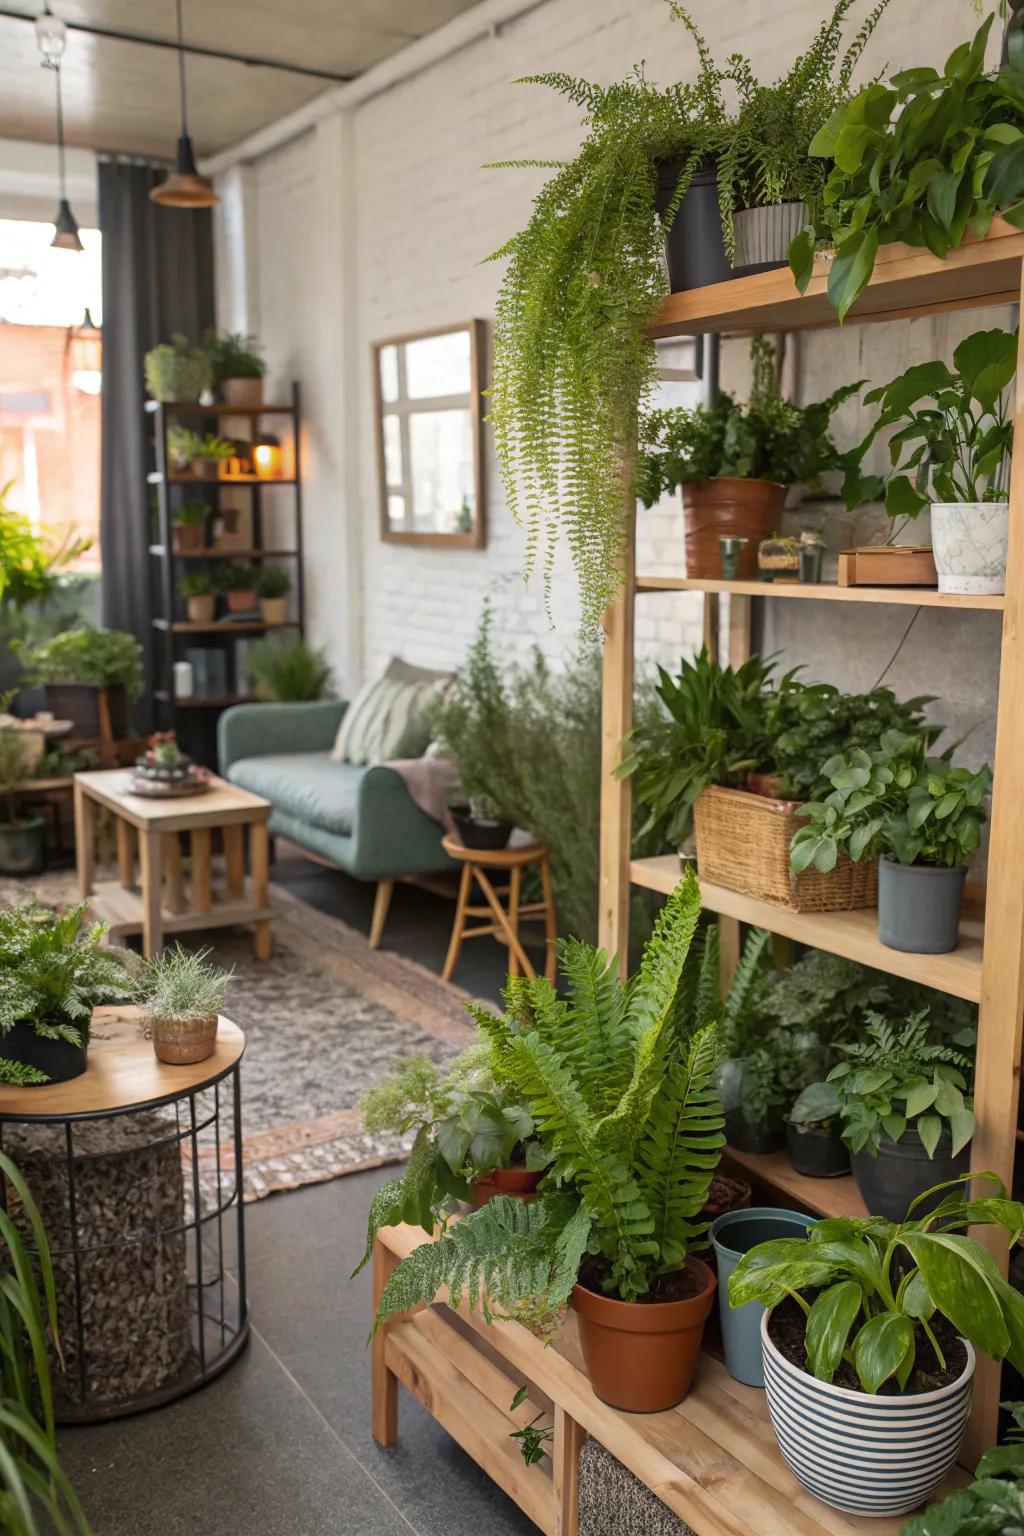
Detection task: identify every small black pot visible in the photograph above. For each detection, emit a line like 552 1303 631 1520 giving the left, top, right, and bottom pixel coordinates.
726 1109 785 1156
656 160 737 293
4 1019 87 1084
786 1121 851 1180
851 1127 970 1223
450 807 513 851
878 857 967 955
0 815 45 875
45 682 130 740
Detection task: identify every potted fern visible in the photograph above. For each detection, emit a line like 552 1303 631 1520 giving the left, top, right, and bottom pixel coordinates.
18 625 143 741
180 569 216 624
249 635 331 701
138 944 232 1064
365 875 726 1413
255 565 291 625
203 330 266 408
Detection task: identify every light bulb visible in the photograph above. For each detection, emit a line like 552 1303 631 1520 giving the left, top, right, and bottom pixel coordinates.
35 10 67 66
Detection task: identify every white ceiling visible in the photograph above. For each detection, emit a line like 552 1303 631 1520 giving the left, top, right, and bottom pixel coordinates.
0 1 482 158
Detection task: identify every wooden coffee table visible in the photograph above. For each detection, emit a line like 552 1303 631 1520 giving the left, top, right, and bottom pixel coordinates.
73 769 272 958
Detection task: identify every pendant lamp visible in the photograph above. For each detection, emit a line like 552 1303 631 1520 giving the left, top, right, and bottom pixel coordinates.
150 0 218 208
35 8 83 251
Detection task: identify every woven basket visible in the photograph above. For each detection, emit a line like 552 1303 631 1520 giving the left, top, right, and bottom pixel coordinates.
693 785 879 913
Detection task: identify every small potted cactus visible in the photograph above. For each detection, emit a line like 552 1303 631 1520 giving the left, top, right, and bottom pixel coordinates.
139 944 233 1065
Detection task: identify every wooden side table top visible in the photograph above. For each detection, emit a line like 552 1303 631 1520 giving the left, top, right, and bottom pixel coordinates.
0 1006 245 1122
73 770 270 831
441 834 549 867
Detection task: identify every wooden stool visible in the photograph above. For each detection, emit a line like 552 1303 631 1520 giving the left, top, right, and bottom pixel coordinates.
440 834 557 984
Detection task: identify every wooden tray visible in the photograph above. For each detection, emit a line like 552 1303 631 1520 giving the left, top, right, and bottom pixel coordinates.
838 546 937 587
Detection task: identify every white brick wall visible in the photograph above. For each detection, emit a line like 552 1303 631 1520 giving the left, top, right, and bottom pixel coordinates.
215 0 1006 698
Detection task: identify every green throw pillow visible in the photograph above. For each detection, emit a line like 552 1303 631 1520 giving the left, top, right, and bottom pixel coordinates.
331 674 435 765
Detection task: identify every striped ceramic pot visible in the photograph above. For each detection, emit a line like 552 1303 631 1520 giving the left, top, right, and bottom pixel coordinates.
760 1312 975 1518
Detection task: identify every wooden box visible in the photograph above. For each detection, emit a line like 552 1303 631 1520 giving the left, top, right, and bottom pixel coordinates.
837 546 937 587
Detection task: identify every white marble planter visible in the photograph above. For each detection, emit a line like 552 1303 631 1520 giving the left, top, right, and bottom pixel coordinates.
930 501 1009 595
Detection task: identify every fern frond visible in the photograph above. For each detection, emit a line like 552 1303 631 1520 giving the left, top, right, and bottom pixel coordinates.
723 927 772 1036
0 1058 48 1087
557 938 631 1109
351 1128 445 1277
695 925 721 1032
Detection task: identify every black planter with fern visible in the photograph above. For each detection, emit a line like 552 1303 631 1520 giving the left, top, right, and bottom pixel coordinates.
656 159 736 292
450 804 513 851
4 1018 86 1083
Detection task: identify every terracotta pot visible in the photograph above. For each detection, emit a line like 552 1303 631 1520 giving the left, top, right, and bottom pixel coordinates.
260 596 288 626
682 478 787 580
471 1168 543 1209
226 589 258 614
150 1013 218 1065
186 594 216 624
746 771 788 800
190 459 219 481
222 377 263 409
173 523 204 553
572 1256 716 1412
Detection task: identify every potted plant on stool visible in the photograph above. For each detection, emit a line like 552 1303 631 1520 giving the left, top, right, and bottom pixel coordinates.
139 944 233 1065
729 1173 1024 1519
0 725 44 875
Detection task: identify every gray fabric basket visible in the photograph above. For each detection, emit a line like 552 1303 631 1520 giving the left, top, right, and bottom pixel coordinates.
578 1437 696 1536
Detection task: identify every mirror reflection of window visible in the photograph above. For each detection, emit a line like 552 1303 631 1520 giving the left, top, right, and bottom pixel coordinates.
373 321 485 547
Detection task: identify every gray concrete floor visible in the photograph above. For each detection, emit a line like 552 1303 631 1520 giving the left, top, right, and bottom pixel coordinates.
57 860 537 1534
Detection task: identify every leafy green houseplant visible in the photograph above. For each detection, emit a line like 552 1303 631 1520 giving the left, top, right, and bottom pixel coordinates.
729 1173 1024 1518
171 496 207 552
144 334 212 403
844 327 1016 596
0 482 88 613
179 570 216 624
202 330 265 406
365 874 727 1413
18 626 143 740
0 903 127 1085
0 726 44 878
902 1401 1024 1536
791 15 1024 322
248 635 331 702
138 944 232 1065
255 565 291 624
213 563 258 614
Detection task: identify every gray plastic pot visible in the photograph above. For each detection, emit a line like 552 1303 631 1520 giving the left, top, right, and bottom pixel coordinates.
877 857 967 954
732 201 809 270
710 1206 813 1387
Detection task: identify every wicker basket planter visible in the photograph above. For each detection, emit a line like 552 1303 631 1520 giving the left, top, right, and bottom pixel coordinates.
693 785 878 913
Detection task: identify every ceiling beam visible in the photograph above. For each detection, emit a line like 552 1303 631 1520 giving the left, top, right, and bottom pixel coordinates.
0 6 354 83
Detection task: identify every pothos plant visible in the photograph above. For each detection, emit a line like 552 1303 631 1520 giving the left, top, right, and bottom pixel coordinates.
365 874 726 1335
730 1173 1024 1395
902 1400 1024 1536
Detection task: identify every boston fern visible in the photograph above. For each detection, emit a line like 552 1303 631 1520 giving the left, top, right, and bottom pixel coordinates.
365 874 725 1334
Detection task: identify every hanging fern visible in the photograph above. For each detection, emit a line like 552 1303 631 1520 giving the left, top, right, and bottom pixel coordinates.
369 871 727 1332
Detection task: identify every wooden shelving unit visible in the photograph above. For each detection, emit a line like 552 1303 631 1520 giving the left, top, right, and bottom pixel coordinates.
599 226 1024 1472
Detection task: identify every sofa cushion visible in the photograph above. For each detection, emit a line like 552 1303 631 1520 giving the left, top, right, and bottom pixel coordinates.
226 752 363 837
330 670 439 766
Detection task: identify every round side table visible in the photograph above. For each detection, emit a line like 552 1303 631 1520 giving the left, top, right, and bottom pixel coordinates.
0 1006 248 1422
440 834 557 984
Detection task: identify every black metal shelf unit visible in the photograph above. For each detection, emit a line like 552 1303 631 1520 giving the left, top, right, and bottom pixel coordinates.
147 383 305 761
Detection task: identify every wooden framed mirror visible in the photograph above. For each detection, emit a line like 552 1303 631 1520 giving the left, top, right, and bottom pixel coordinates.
372 320 486 548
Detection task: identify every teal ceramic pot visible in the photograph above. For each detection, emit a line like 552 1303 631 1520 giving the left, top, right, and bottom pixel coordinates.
710 1206 814 1387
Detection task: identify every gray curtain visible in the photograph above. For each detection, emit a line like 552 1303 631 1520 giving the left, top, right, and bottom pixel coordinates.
99 159 215 725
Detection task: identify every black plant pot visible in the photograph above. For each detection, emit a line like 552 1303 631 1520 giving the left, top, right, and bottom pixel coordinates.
786 1121 851 1180
851 1128 970 1223
450 806 513 851
44 682 130 741
726 1109 785 1156
0 815 46 876
4 1019 87 1084
877 857 967 955
656 160 737 293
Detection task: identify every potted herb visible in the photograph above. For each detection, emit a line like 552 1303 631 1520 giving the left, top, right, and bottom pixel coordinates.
791 14 1024 322
797 1014 974 1221
248 635 331 702
791 734 992 954
729 1173 1024 1518
637 338 860 581
214 563 259 616
255 565 291 625
179 569 216 624
366 876 725 1414
202 330 266 408
0 726 44 875
187 434 235 481
903 1402 1024 1535
144 334 211 403
844 327 1015 596
0 903 127 1084
18 626 143 740
138 943 232 1065
172 497 207 553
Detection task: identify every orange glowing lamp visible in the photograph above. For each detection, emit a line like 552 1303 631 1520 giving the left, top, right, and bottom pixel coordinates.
253 433 282 479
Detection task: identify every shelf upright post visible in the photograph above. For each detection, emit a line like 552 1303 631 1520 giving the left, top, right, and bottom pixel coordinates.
154 404 175 730
598 457 636 972
293 382 305 638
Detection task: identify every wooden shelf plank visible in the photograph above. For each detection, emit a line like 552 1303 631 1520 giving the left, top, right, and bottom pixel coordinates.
635 576 1005 611
149 546 298 559
649 221 1024 338
630 858 983 1002
723 1150 866 1220
146 400 297 416
89 881 269 939
153 619 300 633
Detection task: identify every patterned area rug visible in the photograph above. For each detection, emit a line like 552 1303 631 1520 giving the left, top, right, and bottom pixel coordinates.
0 871 479 1201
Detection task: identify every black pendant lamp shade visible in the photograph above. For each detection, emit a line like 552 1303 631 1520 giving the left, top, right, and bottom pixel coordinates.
52 195 83 251
37 9 83 252
150 0 218 208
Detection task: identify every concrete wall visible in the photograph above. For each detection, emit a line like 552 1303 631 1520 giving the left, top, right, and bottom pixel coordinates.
212 0 1008 733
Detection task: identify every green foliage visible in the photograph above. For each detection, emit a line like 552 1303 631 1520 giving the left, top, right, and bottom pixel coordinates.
843 329 1016 519
18 625 144 699
0 904 127 1064
190 434 235 464
179 571 215 599
801 1013 975 1159
369 875 725 1332
0 1151 92 1534
202 329 265 387
730 1172 1024 1395
902 1402 1024 1536
637 338 862 504
254 565 291 599
0 726 28 820
508 1386 554 1466
248 636 332 702
791 17 1024 321
791 734 992 873
0 483 88 612
173 498 208 528
144 333 212 402
213 563 258 593
137 943 233 1024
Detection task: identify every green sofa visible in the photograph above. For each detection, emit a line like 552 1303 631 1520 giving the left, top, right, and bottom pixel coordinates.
218 700 455 946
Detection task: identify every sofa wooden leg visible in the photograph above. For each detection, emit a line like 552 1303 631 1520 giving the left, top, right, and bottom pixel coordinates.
370 879 395 949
